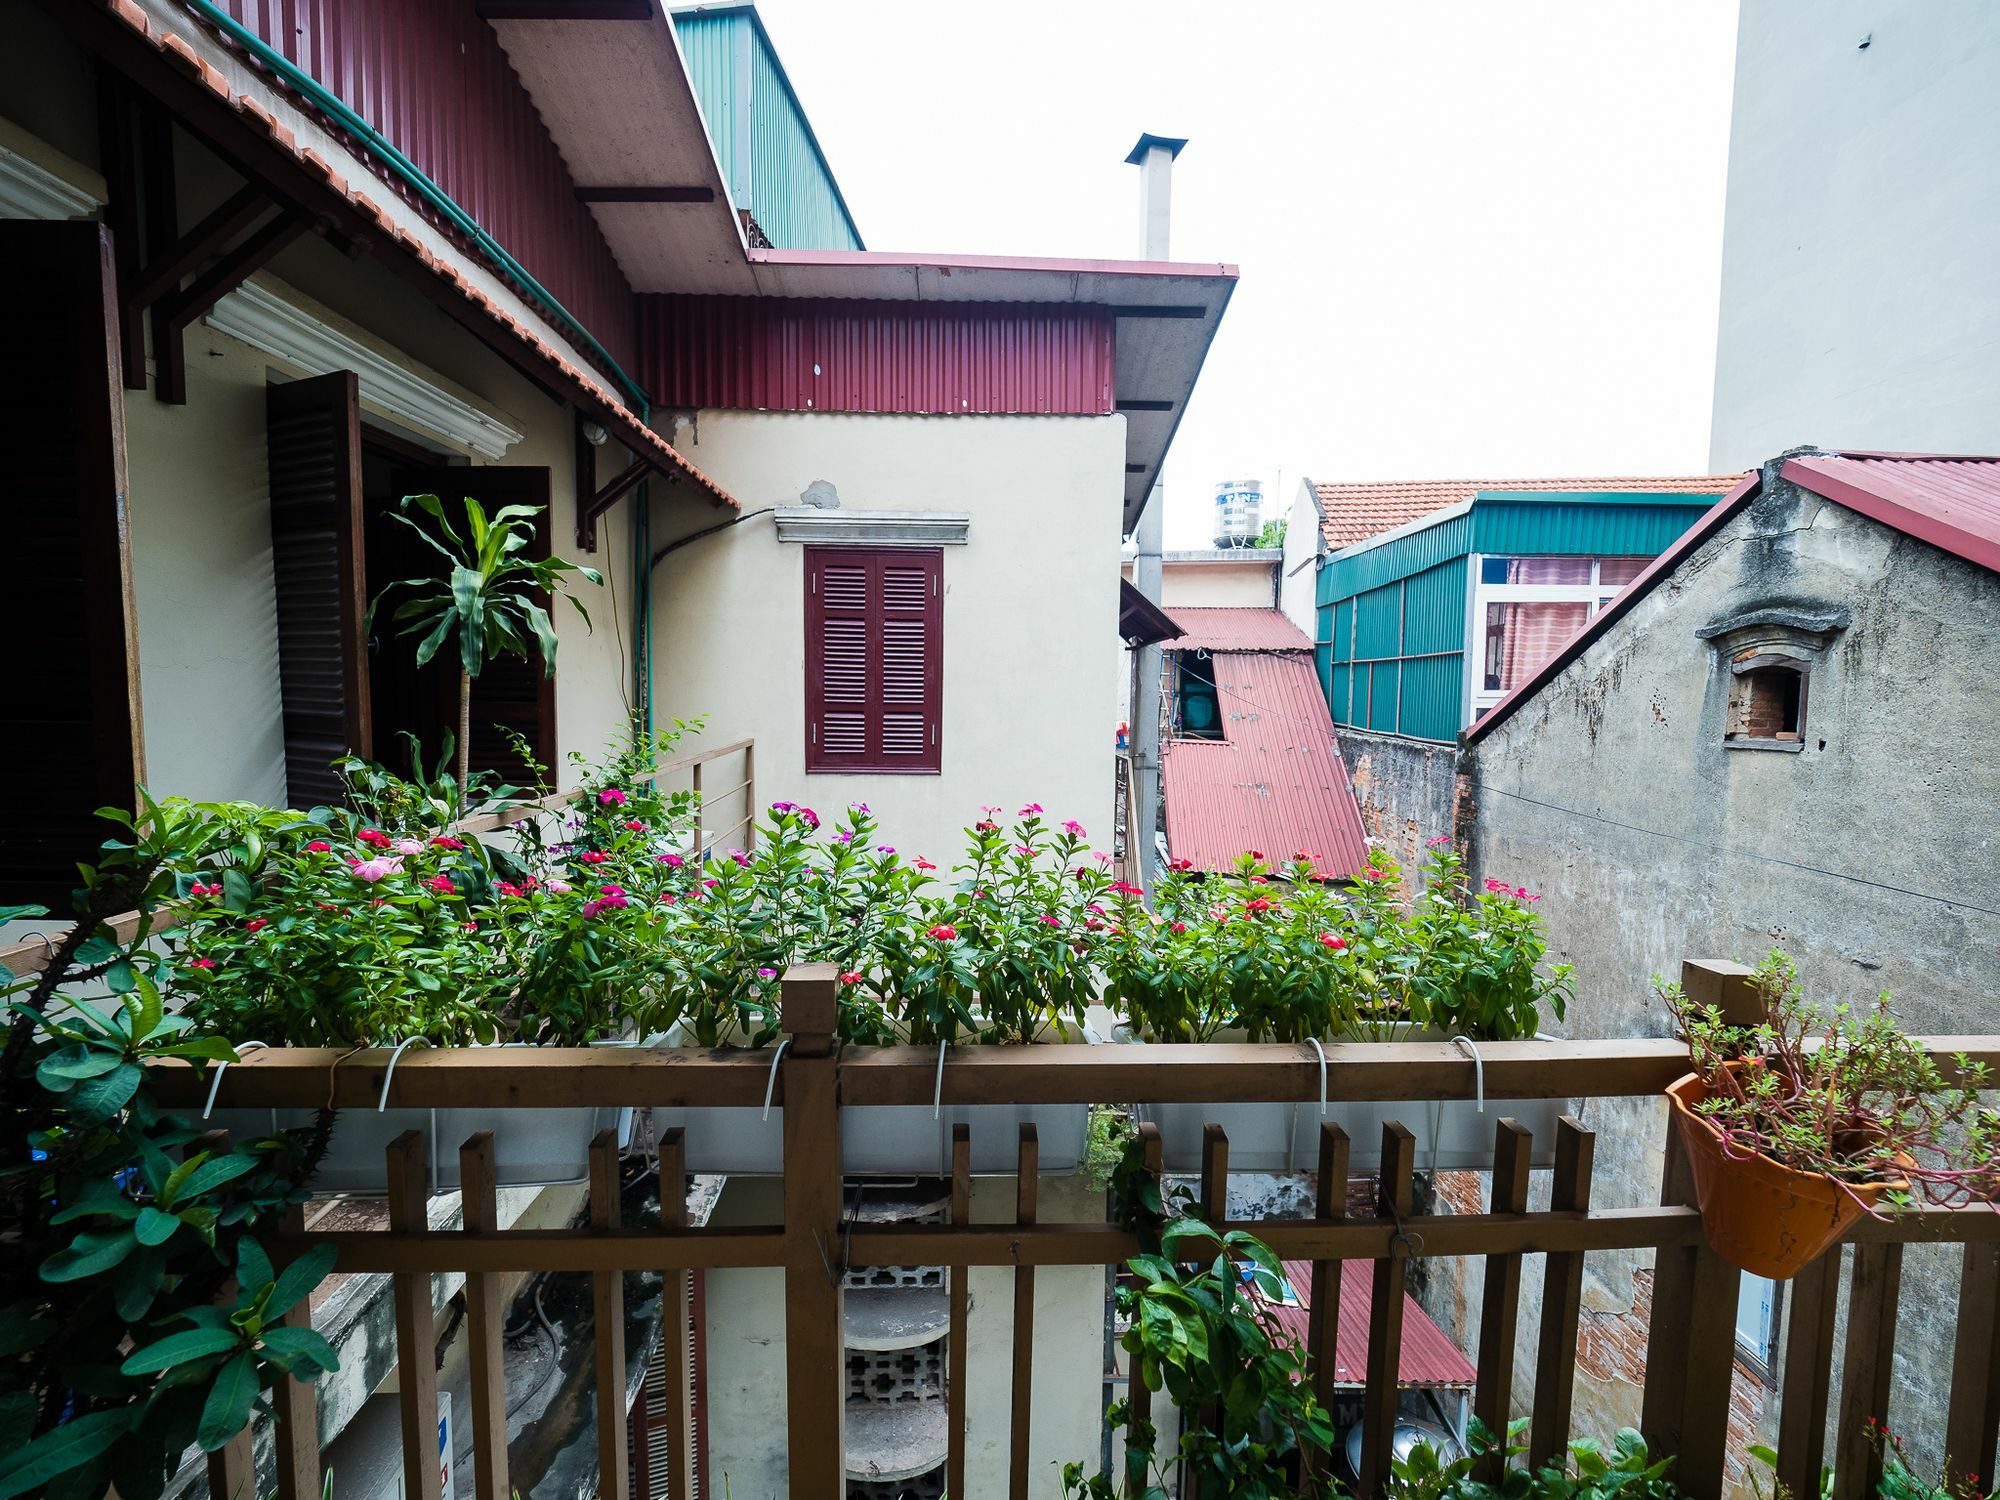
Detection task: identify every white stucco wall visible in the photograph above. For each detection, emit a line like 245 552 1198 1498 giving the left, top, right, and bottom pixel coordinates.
1155 560 1277 609
649 410 1125 864
1710 3 2000 467
1279 478 1324 641
701 1173 1107 1500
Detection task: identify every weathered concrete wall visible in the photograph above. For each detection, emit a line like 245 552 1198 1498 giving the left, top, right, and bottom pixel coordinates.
1711 3 2000 469
1443 459 2000 1485
1335 726 1463 882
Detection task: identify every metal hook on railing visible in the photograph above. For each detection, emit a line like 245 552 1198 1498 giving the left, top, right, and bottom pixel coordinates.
1305 1038 1329 1118
932 1040 949 1121
378 1037 431 1112
1383 1187 1426 1262
19 931 57 963
202 1040 267 1120
761 1038 792 1121
1449 1034 1486 1113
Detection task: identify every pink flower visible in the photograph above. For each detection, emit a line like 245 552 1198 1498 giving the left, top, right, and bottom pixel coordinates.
244 919 268 934
926 924 958 942
580 891 629 917
1249 875 1270 885
600 884 626 897
357 829 392 848
580 850 610 865
1018 803 1043 817
1483 878 1510 893
305 841 331 854
462 921 479 932
431 835 466 851
770 800 797 815
1015 844 1036 857
547 877 572 894
189 882 221 899
352 856 403 883
393 838 425 857
1170 921 1188 934
1426 834 1452 848
799 807 820 830
848 802 868 815
1294 850 1315 861
498 881 524 898
1108 881 1144 897
599 787 628 807
1516 887 1542 902
661 853 685 868
839 970 864 985
729 848 751 867
187 957 216 971
875 844 895 855
757 967 777 979
625 820 646 833
1062 821 1085 838
1319 934 1347 951
1362 868 1385 883
702 878 720 889
1094 852 1112 867
427 875 456 894
914 857 936 872
658 893 677 905
1039 914 1061 926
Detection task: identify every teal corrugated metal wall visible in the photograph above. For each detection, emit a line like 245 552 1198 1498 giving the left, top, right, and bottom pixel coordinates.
672 10 863 251
1314 495 1716 743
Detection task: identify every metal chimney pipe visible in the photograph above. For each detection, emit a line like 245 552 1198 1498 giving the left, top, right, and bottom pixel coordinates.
1123 133 1185 894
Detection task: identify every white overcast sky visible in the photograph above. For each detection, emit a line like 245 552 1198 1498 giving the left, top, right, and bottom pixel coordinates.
751 1 1741 547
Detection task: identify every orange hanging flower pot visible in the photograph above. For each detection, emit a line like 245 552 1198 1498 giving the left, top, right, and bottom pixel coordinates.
1666 1066 1909 1280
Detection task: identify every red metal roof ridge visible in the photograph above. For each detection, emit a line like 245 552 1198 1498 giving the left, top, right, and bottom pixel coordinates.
749 246 1240 281
1314 474 1743 492
1781 456 2000 576
87 0 736 512
1464 472 1765 745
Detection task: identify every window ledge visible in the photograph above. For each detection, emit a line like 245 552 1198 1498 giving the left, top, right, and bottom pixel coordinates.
775 508 970 546
1723 737 1804 754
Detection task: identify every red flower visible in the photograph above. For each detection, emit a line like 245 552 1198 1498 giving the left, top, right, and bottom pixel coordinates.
625 820 646 832
1244 898 1275 914
430 835 465 851
187 957 216 970
914 857 937 872
358 828 391 848
497 882 524 898
1319 933 1347 951
1246 849 1264 860
1108 881 1144 897
926 924 958 942
244 919 268 934
427 875 455 894
580 850 610 865
1170 921 1188 933
462 921 479 932
305 841 331 854
975 820 999 834
1362 868 1385 882
1294 850 1314 861
1168 857 1194 872
1249 875 1269 885
838 971 864 985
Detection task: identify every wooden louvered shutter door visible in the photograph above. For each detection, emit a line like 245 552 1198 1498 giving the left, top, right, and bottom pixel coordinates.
805 547 941 773
0 222 141 908
423 466 557 782
267 372 370 808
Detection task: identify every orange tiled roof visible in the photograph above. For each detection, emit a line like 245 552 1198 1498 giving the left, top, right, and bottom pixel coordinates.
1312 475 1743 551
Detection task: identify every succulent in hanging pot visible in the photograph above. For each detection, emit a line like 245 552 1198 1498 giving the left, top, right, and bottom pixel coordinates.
1659 952 2000 1280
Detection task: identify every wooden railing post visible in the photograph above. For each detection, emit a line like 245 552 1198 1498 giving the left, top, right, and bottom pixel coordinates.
947 1124 972 1500
1679 958 1762 1028
659 1128 698 1500
269 1203 322 1500
388 1130 443 1500
460 1133 510 1500
1529 1117 1593 1469
1307 1122 1351 1419
1473 1118 1532 1478
1126 1122 1164 1493
1776 1245 1840 1495
781 966 845 1499
1357 1120 1416 1498
1946 1240 2000 1493
1009 1124 1040 1500
590 1129 630 1499
1833 1244 1903 1500
1640 1086 1740 1496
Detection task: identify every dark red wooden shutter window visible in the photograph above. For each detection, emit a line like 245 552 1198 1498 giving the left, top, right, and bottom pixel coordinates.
805 547 942 774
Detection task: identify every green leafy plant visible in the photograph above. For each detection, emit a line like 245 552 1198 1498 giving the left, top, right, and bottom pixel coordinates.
1748 1422 1997 1498
1660 952 2000 1213
1388 1418 1684 1498
1 800 337 1500
368 493 601 801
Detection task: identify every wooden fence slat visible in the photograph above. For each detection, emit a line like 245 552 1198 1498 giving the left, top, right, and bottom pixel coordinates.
1183 1124 1232 1500
1946 1239 2000 1493
1776 1245 1840 1497
659 1128 697 1500
781 974 845 1499
1474 1118 1533 1480
1307 1123 1351 1415
1126 1122 1163 1492
1833 1243 1903 1500
459 1133 509 1500
1357 1120 1416 1498
207 1427 254 1500
1530 1117 1594 1470
1009 1124 1040 1500
271 1204 322 1500
590 1130 630 1500
947 1124 972 1500
388 1130 443 1500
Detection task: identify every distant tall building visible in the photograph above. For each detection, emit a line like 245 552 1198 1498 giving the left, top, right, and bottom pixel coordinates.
1213 478 1264 547
1710 4 2000 467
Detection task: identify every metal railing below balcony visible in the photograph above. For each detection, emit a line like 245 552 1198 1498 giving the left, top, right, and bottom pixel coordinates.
144 963 2000 1500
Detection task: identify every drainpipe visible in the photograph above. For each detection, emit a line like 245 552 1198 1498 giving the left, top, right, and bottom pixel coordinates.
1124 134 1183 890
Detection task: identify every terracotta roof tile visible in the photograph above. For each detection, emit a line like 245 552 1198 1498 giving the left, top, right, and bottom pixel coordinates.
1312 474 1744 551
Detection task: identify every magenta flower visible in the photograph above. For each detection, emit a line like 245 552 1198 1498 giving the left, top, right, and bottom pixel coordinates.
875 844 895 855
926 924 958 942
352 856 403 884
599 787 628 807
661 853 685 868
730 848 751 867
305 840 331 854
1062 821 1085 838
757 967 777 979
1039 913 1061 926
187 957 216 971
1426 834 1452 848
1018 803 1043 817
426 875 456 895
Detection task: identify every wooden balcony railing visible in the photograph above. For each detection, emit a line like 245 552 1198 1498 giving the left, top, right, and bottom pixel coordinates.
142 963 2000 1500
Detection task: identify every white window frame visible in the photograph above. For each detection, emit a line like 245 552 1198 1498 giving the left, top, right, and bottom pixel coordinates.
1464 555 1635 724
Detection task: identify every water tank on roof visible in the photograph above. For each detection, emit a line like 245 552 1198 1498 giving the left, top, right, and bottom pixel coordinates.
1213 478 1264 548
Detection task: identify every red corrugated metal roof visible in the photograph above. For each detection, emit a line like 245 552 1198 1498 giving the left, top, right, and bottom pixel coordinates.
1312 474 1743 551
1164 608 1313 654
1161 652 1370 878
1782 453 2000 575
1264 1261 1476 1389
1468 452 2000 744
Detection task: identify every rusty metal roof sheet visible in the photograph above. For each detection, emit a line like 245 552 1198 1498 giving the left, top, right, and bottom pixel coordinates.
1161 652 1369 878
1164 607 1313 654
1266 1261 1477 1389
